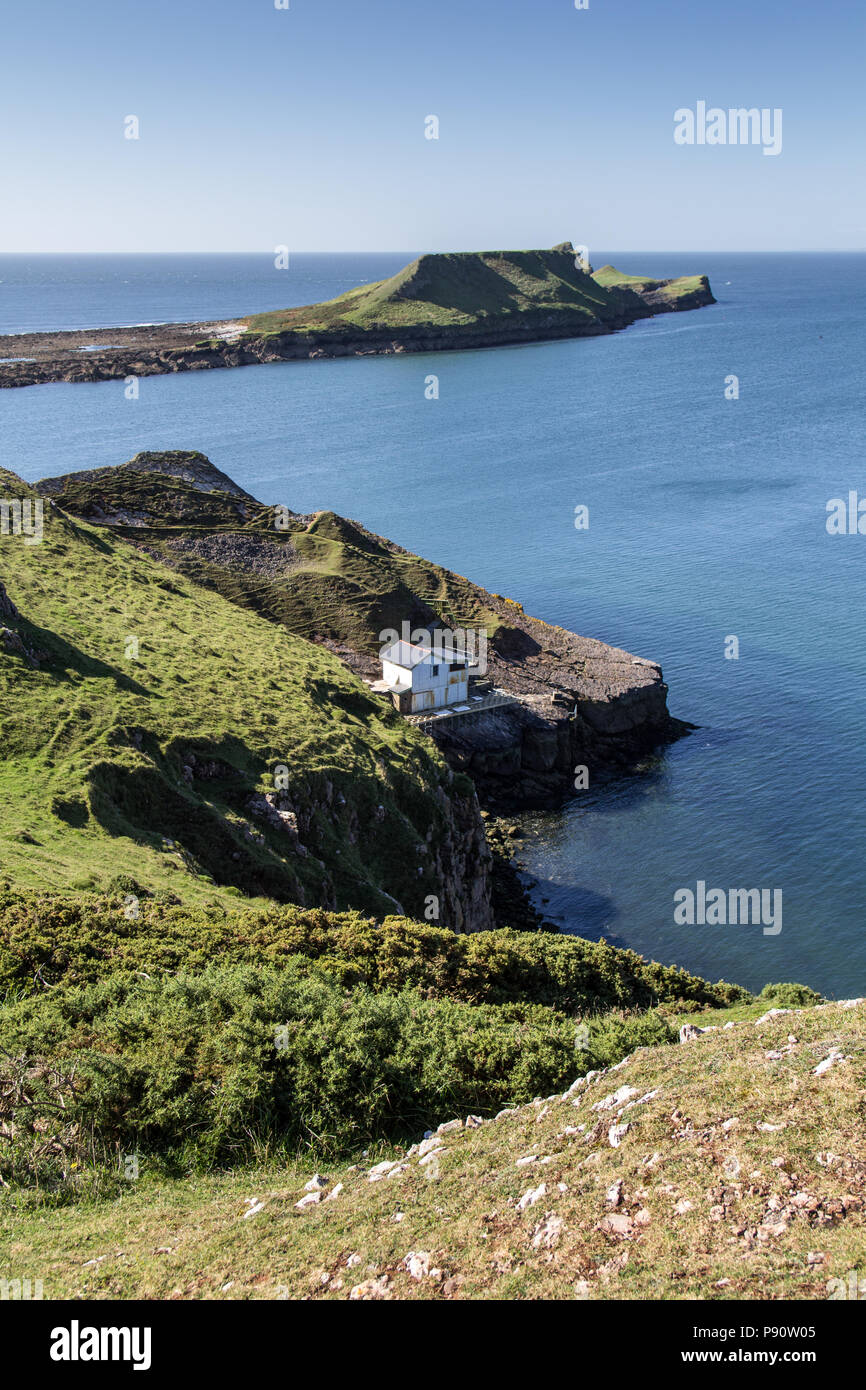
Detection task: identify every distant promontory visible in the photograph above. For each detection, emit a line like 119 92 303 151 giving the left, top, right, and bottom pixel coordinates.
0 243 715 388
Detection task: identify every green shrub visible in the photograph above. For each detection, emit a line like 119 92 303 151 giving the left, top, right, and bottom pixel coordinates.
0 964 581 1176
579 1008 677 1069
0 891 750 1014
758 981 824 1008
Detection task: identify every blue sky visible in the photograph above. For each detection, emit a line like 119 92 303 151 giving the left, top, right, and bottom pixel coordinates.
1 0 862 252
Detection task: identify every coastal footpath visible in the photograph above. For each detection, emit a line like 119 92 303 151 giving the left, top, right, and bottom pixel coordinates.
0 244 714 388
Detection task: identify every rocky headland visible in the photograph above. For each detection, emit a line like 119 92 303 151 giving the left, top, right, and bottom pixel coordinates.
35 450 688 812
0 244 715 388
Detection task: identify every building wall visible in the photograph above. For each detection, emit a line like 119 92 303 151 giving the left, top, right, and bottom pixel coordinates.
382 659 410 690
383 658 469 713
409 674 468 712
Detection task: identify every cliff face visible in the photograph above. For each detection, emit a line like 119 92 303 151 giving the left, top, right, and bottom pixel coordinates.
0 579 18 622
236 762 492 931
431 680 678 809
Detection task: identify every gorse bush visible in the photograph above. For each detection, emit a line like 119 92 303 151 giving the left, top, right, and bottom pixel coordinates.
758 981 824 1008
0 959 683 1184
0 891 766 1192
2 963 595 1170
0 891 750 1012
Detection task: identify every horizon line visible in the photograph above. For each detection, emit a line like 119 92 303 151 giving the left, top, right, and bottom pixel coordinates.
0 247 864 256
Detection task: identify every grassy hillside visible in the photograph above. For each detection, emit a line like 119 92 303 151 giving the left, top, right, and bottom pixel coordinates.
245 246 631 337
4 450 847 1306
593 264 712 305
35 454 680 745
4 991 862 1301
0 466 485 923
36 453 504 657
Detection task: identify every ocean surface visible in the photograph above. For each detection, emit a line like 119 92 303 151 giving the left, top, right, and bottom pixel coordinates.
1 250 864 997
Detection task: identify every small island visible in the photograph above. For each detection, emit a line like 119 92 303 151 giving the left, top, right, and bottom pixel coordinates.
0 243 715 388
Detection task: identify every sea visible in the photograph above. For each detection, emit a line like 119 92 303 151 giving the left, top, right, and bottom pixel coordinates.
1 250 864 997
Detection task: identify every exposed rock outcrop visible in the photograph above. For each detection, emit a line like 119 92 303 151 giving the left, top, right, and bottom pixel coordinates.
432 679 681 809
39 450 257 503
0 577 41 667
0 578 19 622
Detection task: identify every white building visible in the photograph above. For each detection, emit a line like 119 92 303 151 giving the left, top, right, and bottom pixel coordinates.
380 639 470 714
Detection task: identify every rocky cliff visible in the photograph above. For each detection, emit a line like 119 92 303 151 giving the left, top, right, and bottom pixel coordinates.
432 670 678 809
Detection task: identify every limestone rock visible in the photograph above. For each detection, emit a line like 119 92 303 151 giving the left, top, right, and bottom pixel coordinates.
303 1173 329 1192
517 1183 547 1212
349 1275 391 1300
294 1192 321 1211
531 1213 564 1249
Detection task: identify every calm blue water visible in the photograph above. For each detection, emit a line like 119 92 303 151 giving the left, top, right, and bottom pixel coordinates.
2 252 864 997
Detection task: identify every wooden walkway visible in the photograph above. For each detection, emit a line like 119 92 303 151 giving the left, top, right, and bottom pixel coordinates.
406 689 518 736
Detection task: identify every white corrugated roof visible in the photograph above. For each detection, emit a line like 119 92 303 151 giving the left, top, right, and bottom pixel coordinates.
381 640 469 669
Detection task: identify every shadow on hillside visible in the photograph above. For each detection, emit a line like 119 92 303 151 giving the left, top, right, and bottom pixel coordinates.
87 740 310 905
17 619 153 696
404 255 522 316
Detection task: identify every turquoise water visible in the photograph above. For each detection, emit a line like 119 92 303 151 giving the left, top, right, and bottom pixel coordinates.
2 252 864 995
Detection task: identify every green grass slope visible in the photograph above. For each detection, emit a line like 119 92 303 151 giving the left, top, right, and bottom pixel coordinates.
238 243 715 349
34 455 516 655
593 264 714 308
0 467 482 922
4 994 862 1300
246 246 628 337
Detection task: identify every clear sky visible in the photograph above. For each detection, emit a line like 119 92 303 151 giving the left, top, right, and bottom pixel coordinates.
1 0 862 252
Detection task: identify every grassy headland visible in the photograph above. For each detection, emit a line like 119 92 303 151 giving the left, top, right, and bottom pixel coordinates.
0 465 488 926
3 441 860 1304
0 243 715 388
